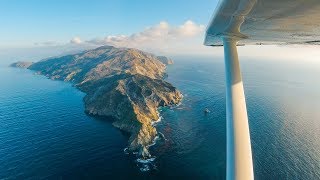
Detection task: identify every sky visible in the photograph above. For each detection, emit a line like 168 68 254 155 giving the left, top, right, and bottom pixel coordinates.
0 0 215 46
0 0 320 62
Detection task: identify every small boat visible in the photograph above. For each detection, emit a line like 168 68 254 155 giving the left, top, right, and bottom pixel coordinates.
204 108 210 113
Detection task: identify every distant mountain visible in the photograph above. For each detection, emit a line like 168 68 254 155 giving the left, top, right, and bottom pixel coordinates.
10 61 33 68
11 46 182 158
157 56 174 65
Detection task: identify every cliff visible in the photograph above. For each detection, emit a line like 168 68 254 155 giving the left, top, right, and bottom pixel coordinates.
11 46 182 158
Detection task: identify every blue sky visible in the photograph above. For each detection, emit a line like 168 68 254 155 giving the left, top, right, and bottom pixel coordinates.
0 0 217 47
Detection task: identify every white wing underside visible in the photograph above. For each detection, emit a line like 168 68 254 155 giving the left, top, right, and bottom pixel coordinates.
204 0 320 46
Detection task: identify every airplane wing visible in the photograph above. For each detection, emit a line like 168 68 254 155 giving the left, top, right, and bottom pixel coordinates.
205 0 320 46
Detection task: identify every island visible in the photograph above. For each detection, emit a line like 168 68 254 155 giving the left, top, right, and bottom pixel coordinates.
11 45 182 158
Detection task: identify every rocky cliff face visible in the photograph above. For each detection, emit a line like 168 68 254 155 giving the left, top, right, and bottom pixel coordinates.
11 46 182 158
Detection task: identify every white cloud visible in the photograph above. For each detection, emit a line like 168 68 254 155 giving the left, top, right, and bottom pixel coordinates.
70 37 82 44
169 20 205 37
32 20 208 55
84 20 206 55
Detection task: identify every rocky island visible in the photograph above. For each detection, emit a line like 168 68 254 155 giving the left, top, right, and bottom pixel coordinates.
11 45 182 158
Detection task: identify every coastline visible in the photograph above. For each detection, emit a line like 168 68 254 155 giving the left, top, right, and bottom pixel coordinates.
122 95 183 172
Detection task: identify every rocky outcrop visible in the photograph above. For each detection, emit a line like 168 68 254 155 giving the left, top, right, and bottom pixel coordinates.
11 46 182 157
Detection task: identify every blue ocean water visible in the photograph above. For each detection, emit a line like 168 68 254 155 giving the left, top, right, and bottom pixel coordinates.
0 57 319 179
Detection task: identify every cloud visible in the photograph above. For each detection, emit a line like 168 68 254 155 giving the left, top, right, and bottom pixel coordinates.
84 20 206 54
32 21 208 56
70 37 82 44
169 20 205 37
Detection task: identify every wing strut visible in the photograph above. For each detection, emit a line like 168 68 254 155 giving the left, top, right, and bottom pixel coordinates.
223 36 254 180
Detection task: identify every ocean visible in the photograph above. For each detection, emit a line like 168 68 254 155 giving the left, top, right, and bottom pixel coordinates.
0 57 319 179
